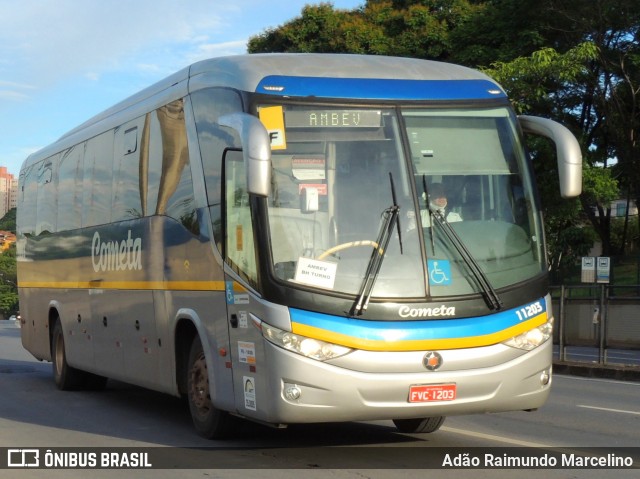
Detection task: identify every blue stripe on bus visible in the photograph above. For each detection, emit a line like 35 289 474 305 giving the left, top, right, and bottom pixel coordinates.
289 299 546 343
256 76 506 101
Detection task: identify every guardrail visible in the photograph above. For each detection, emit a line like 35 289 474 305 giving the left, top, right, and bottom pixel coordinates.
551 285 640 367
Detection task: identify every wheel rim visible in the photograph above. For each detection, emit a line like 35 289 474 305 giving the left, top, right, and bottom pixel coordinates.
189 352 211 416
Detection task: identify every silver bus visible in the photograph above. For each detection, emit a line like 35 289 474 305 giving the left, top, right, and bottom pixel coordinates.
17 54 582 437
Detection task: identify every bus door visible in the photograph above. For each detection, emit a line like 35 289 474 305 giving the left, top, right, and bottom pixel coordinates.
222 149 264 417
224 279 263 416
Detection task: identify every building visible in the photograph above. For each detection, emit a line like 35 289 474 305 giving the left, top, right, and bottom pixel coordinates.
0 167 17 218
610 199 638 218
592 198 639 218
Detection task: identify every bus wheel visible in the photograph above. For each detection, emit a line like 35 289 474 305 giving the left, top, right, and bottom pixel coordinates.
393 416 445 433
187 335 231 439
51 318 85 390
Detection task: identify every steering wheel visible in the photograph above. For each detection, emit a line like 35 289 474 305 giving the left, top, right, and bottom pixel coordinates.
317 240 382 260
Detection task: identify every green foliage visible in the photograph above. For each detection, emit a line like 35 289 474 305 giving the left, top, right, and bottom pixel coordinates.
0 246 17 281
448 0 548 66
611 216 639 255
0 209 18 317
0 294 18 317
0 208 16 233
581 165 619 207
547 222 597 283
481 42 599 114
248 1 477 59
248 4 357 53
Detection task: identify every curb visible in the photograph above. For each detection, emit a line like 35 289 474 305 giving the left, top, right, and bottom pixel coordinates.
553 361 640 381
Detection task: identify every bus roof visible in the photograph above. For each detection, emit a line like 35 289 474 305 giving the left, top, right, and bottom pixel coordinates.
22 54 505 171
189 53 502 93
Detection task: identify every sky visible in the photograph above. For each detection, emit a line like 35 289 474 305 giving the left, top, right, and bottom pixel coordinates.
0 0 363 177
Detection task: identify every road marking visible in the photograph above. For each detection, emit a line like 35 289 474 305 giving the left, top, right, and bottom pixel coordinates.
577 404 640 416
441 426 555 448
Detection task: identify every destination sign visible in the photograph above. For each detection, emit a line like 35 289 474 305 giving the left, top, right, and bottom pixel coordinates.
285 110 382 128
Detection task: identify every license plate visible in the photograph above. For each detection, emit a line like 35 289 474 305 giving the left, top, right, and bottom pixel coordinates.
408 384 457 403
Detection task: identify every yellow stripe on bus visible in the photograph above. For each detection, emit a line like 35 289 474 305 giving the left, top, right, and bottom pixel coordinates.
18 280 228 291
292 312 548 351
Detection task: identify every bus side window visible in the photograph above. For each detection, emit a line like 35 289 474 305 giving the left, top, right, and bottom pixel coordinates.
19 165 37 240
82 131 114 228
146 99 198 234
190 88 244 250
36 157 57 235
113 120 145 221
57 144 84 231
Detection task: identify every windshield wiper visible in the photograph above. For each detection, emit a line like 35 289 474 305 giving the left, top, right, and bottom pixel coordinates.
351 173 402 316
422 175 436 253
429 209 503 311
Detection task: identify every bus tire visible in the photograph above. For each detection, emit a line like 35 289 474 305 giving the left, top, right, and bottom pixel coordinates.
187 335 232 439
393 416 446 433
51 318 85 390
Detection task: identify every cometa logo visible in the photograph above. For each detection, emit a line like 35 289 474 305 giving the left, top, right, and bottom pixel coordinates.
91 230 143 273
398 305 455 318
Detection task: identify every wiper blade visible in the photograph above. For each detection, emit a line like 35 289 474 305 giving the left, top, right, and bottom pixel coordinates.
429 210 503 311
351 173 402 316
389 172 403 255
422 175 436 254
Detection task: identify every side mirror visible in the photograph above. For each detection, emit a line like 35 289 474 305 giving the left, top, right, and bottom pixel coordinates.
219 113 272 197
518 115 582 198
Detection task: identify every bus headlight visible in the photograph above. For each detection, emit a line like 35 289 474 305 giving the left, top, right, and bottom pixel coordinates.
503 319 553 351
261 322 353 361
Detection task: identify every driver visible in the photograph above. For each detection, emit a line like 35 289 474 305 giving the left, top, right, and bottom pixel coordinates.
421 183 462 225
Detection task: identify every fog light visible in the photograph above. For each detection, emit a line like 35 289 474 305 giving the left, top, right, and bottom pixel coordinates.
284 384 301 401
540 369 550 386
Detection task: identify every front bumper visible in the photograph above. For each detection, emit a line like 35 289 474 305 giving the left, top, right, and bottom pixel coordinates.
252 339 552 424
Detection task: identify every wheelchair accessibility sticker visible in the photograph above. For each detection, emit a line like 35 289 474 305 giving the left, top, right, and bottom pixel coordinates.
225 281 249 305
428 259 452 286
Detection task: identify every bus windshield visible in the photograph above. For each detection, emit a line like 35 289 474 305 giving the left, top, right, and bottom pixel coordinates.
259 104 544 300
405 107 545 297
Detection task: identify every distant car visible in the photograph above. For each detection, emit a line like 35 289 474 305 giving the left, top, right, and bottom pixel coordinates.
8 315 16 321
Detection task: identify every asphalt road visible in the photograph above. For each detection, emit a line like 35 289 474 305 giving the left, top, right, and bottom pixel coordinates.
1 320 638 479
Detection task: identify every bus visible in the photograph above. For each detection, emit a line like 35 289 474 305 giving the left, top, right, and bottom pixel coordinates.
17 54 582 438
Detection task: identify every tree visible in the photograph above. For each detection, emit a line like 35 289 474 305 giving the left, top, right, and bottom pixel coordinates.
248 3 355 54
248 1 478 59
537 0 640 255
0 244 17 317
449 0 548 66
481 43 599 113
247 0 640 271
0 209 18 317
0 208 16 233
